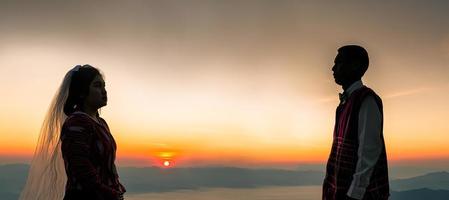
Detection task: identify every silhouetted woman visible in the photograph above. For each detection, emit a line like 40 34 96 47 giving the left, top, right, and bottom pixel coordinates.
20 65 126 200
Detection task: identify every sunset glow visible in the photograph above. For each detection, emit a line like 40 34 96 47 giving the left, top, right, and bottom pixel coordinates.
1 1 449 169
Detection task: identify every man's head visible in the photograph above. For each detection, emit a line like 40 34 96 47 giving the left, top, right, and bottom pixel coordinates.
332 45 369 87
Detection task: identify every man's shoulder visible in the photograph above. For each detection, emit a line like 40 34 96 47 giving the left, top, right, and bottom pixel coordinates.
349 86 382 108
358 86 381 99
358 86 383 110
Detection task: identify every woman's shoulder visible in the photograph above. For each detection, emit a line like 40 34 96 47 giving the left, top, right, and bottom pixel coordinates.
63 112 95 129
61 113 98 143
98 117 109 126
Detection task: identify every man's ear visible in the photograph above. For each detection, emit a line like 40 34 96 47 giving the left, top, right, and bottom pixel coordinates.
346 64 362 81
348 62 358 74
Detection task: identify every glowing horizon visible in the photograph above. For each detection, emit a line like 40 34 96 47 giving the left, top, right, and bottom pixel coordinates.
1 1 449 168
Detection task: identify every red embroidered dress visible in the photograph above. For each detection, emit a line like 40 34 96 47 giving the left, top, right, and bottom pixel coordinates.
322 87 389 200
61 111 125 200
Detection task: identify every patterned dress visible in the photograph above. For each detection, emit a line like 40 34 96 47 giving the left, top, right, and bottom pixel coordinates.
61 111 126 200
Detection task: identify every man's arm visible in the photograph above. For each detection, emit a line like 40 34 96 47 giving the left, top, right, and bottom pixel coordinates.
346 95 383 199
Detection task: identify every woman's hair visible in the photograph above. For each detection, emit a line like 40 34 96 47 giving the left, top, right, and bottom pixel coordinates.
64 65 102 115
20 64 101 200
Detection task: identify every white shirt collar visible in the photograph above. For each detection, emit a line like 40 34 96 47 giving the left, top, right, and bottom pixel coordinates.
344 80 364 97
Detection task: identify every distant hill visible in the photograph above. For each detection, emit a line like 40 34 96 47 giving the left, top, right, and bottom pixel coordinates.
390 171 449 191
118 166 324 193
0 164 28 200
0 164 325 198
391 188 449 200
2 163 449 200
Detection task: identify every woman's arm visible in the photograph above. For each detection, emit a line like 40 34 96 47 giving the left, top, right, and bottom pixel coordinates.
61 117 121 199
111 164 127 194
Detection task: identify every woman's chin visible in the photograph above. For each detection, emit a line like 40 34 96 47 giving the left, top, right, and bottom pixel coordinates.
98 102 107 108
334 78 342 85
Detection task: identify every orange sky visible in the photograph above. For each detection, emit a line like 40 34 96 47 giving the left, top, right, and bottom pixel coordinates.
1 1 449 167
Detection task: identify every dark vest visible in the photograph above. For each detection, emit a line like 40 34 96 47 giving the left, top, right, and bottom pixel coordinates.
323 87 390 200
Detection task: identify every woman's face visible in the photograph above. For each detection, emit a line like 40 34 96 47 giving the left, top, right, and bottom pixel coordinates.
84 75 107 109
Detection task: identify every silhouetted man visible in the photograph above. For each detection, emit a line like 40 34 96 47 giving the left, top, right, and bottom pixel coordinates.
322 45 390 200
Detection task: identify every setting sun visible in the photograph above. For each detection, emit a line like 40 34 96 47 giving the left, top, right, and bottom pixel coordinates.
0 0 448 172
2 1 449 200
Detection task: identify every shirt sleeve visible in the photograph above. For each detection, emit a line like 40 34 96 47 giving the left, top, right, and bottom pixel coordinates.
61 117 119 199
347 95 383 199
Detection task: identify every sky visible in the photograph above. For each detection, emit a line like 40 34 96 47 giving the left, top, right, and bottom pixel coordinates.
0 1 449 168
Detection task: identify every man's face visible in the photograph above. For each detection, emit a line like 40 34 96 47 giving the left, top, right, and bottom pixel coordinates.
332 53 354 86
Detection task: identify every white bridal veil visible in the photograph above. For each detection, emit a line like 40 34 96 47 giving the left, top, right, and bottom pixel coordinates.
19 66 80 200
